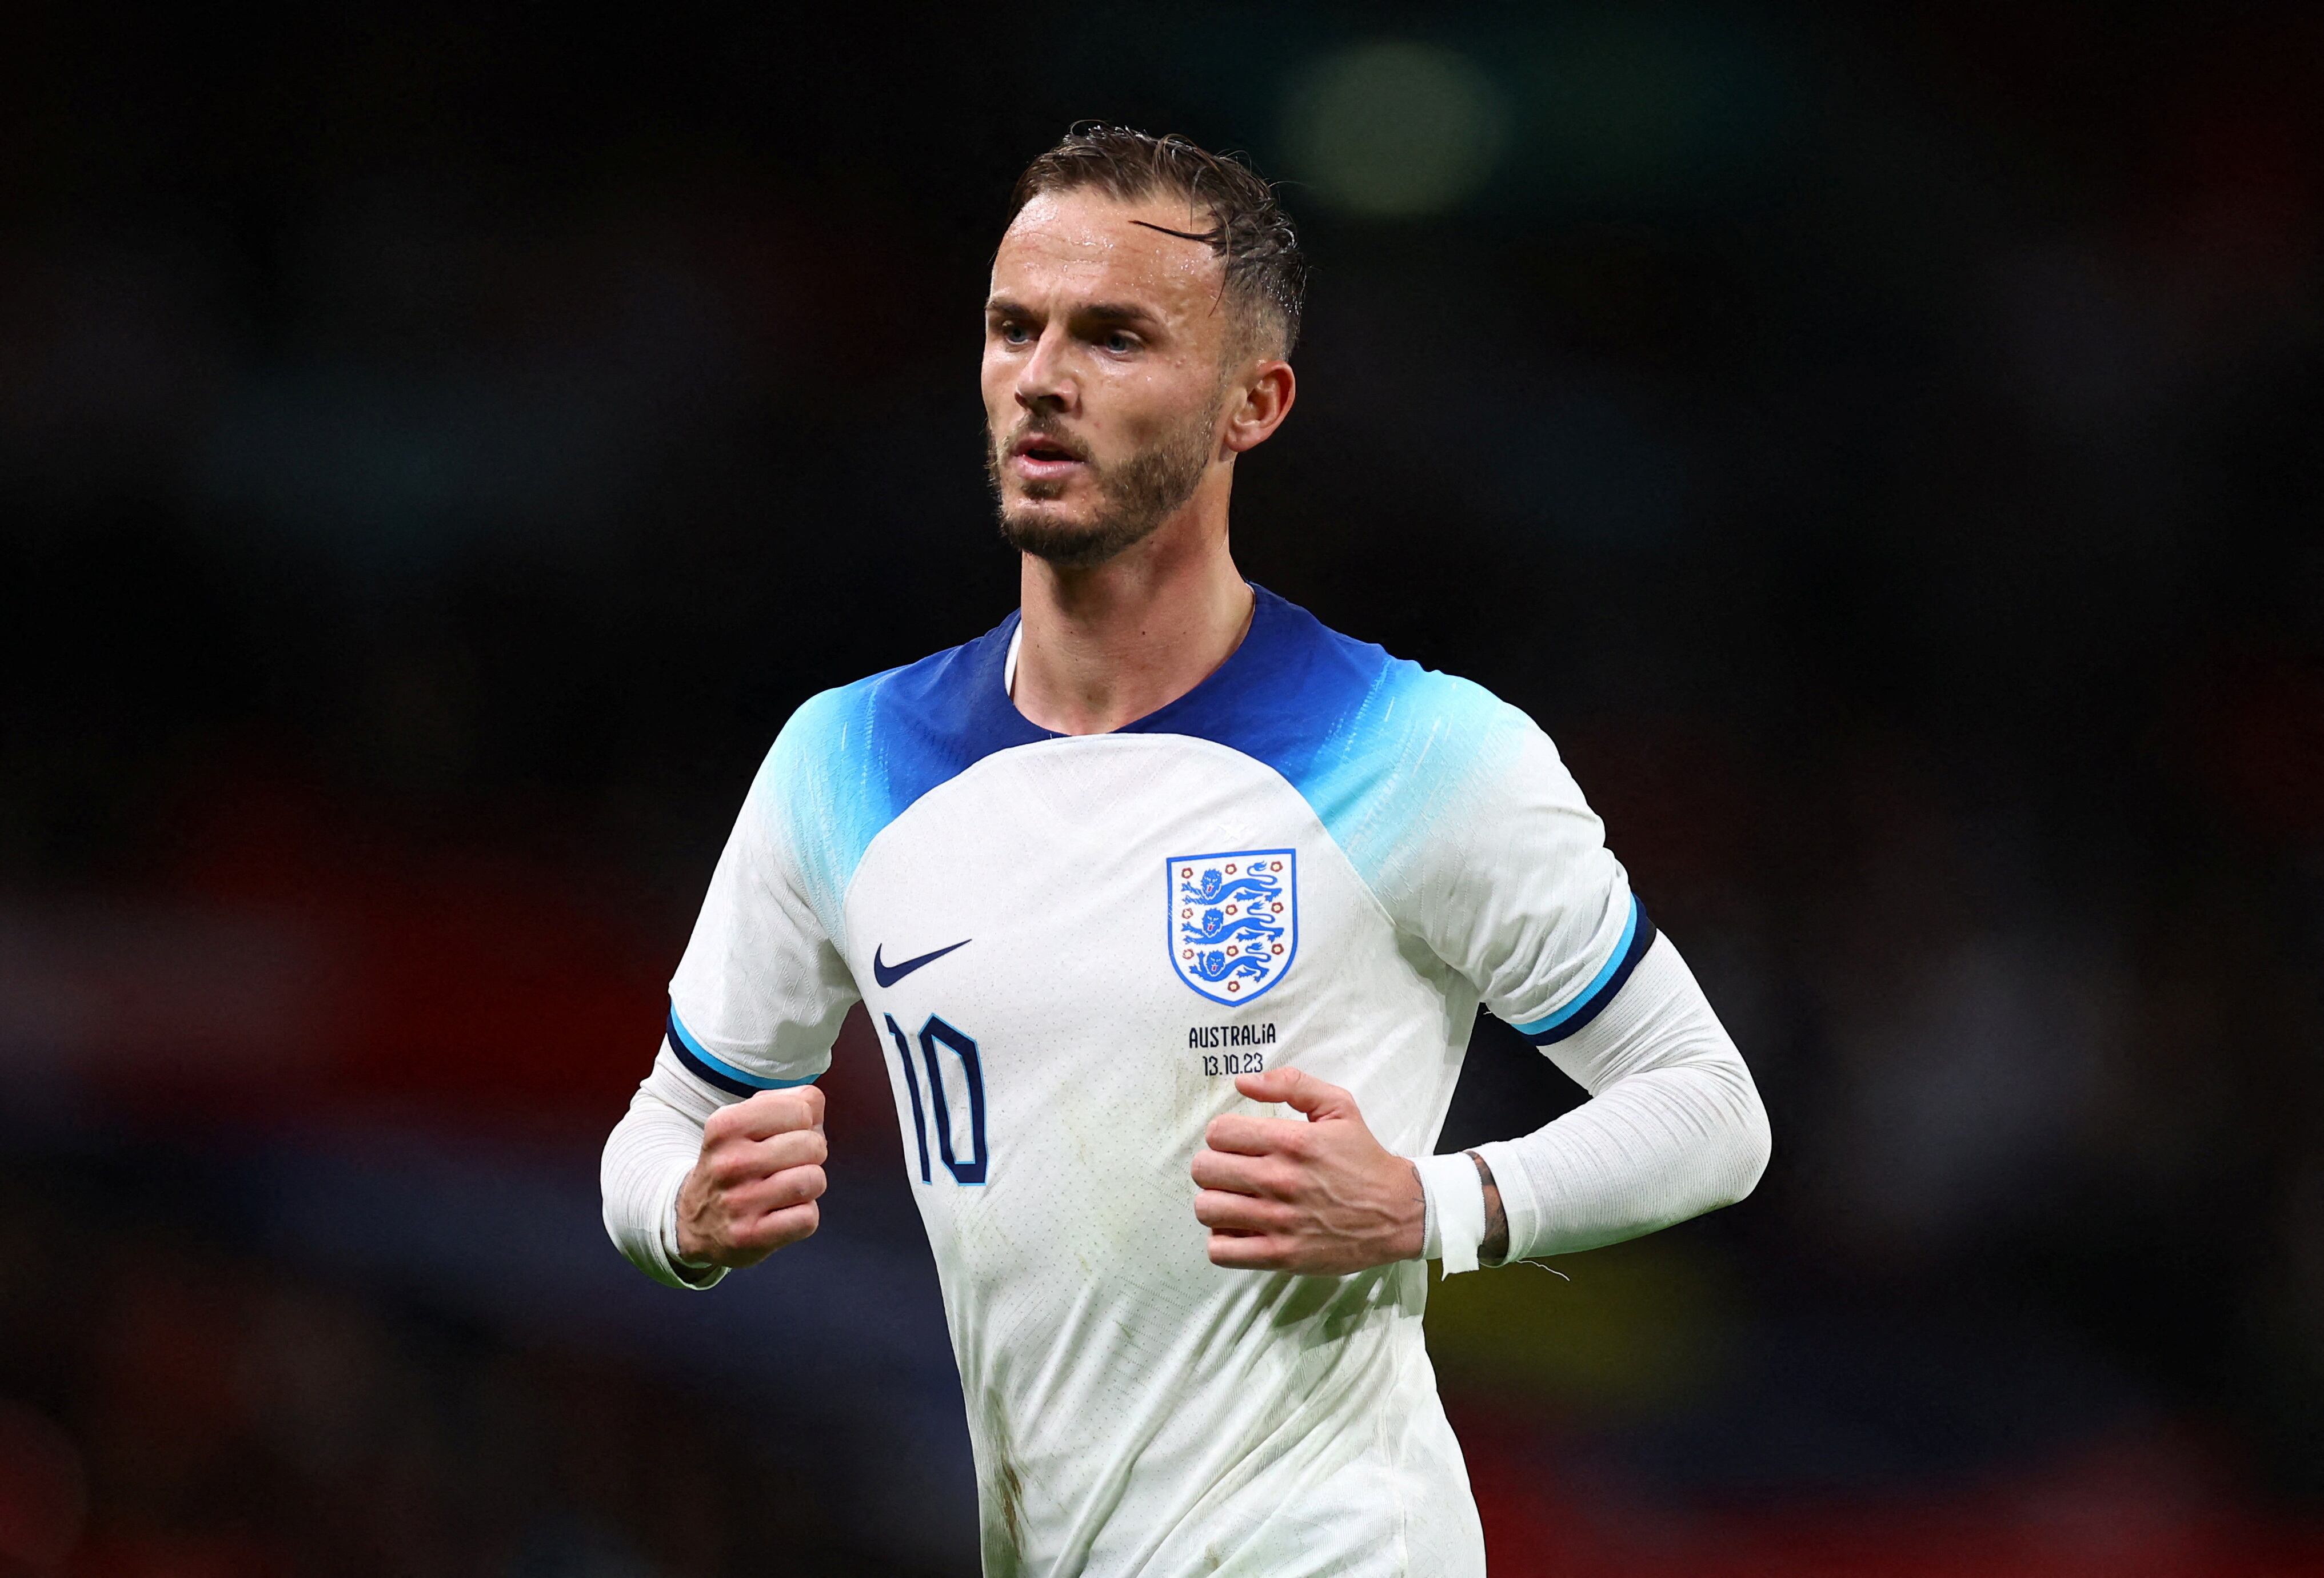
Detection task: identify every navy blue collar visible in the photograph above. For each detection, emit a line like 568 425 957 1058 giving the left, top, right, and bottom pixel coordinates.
968 583 1307 745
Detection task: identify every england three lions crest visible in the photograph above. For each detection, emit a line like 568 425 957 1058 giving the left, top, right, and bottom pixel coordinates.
1167 849 1297 1006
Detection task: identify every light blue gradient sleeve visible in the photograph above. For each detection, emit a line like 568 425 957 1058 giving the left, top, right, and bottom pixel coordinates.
1301 665 1638 1038
663 691 867 1093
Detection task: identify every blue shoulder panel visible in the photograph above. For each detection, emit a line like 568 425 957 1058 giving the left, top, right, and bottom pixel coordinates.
759 614 1048 927
1123 588 1530 894
762 585 1530 925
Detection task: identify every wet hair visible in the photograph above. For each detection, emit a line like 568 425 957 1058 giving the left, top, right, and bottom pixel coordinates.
1007 123 1308 358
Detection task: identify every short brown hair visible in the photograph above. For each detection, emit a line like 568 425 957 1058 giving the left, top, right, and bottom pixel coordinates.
1008 124 1308 358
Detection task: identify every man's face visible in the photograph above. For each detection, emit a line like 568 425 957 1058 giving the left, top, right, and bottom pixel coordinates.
983 189 1240 568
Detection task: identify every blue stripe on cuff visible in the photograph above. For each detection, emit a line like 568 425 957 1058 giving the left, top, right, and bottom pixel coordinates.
665 1005 814 1097
1512 896 1658 1046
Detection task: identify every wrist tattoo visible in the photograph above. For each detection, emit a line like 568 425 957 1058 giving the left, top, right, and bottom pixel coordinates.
1464 1150 1510 1265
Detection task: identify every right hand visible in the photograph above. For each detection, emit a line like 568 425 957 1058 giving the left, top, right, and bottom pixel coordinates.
675 1085 828 1269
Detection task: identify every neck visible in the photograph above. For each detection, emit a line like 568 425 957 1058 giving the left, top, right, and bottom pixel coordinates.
1012 485 1253 736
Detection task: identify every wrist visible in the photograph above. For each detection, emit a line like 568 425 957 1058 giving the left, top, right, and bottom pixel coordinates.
1466 1150 1510 1265
661 1166 725 1288
1411 1151 1490 1275
672 1168 708 1263
1399 1158 1428 1262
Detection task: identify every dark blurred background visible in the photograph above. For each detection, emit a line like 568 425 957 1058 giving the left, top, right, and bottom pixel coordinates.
3 3 2321 1573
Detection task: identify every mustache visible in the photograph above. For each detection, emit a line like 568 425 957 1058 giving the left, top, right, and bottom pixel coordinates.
997 418 1092 465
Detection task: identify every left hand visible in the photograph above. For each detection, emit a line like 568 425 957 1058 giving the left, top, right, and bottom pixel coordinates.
1190 1067 1425 1274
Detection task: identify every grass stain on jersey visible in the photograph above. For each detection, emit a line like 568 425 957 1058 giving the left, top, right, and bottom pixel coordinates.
978 1387 1028 1577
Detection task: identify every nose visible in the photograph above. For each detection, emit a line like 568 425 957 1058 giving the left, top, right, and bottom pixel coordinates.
1014 324 1077 416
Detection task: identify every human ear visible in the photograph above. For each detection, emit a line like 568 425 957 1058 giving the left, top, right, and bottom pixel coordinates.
1222 360 1296 456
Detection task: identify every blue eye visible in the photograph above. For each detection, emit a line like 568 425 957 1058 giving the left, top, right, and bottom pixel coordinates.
1104 332 1136 353
998 321 1032 345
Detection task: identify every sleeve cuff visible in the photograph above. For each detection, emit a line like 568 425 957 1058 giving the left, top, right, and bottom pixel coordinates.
665 1005 823 1098
1507 896 1657 1046
1412 1151 1488 1277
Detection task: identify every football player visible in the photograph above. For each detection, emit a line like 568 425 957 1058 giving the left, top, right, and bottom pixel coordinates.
603 126 1770 1577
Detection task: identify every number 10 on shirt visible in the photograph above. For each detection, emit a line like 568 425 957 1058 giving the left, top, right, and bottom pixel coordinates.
884 1013 989 1185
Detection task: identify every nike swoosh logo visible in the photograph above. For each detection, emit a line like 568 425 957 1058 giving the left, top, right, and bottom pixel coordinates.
872 938 971 989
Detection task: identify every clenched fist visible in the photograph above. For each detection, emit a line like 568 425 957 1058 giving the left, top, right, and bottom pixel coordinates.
1190 1067 1427 1276
676 1085 828 1269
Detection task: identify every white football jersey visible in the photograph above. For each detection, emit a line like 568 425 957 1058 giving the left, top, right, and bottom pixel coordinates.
666 588 1650 1577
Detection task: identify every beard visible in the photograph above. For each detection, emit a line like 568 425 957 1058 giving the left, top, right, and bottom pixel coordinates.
988 399 1221 570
